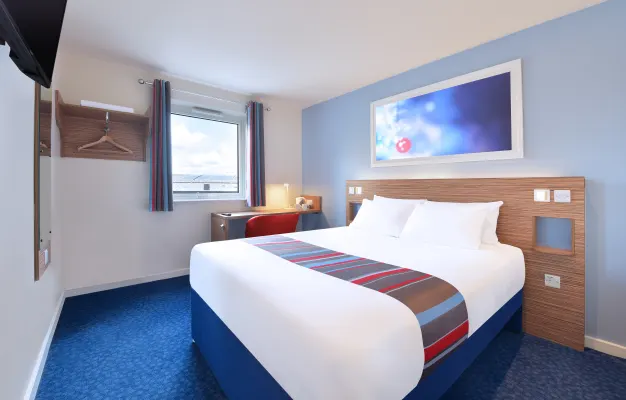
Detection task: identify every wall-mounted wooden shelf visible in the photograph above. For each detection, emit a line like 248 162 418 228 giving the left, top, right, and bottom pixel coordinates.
55 91 150 162
532 216 575 256
533 246 574 256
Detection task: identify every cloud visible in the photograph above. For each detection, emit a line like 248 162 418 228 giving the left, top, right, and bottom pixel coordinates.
171 115 239 176
171 121 205 147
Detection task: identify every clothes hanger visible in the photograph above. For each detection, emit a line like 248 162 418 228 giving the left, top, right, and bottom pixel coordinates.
77 112 134 154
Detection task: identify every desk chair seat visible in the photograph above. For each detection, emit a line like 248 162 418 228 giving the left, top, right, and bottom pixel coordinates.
245 214 300 238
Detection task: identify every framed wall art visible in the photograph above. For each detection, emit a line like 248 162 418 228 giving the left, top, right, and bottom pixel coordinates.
371 59 523 167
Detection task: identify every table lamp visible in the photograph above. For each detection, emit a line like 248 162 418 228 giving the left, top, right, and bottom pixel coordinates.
284 183 294 209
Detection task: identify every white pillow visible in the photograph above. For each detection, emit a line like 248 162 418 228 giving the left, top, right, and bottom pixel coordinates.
480 202 504 244
400 201 489 250
419 201 503 244
350 198 415 237
373 195 426 207
350 198 374 228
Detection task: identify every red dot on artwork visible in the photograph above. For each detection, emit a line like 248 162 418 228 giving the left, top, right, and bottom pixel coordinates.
396 138 412 153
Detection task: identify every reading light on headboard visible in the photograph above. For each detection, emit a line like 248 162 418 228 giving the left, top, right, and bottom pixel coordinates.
534 189 550 202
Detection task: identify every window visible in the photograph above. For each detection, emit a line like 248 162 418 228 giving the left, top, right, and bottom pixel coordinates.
171 111 245 201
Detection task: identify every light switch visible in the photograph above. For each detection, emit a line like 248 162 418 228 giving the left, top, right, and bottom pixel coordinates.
534 189 550 202
554 190 571 203
348 187 355 195
356 187 363 195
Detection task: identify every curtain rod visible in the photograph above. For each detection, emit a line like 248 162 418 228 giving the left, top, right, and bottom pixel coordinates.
137 79 271 111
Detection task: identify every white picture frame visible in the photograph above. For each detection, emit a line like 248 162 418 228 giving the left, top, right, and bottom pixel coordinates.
370 59 524 167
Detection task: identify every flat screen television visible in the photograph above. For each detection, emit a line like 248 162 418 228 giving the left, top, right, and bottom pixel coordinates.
0 0 68 88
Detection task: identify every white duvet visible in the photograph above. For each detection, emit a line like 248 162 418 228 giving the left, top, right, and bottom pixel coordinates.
190 227 525 400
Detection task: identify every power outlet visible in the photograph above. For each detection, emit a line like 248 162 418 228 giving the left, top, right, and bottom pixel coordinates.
545 274 561 289
348 187 355 195
356 187 363 195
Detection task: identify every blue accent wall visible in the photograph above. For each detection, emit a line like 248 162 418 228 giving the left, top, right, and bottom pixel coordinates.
302 0 626 346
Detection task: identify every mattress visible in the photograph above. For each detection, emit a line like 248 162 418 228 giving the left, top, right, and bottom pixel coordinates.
190 227 525 400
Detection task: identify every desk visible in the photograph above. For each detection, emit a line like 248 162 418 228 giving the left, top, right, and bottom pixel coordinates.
211 196 321 241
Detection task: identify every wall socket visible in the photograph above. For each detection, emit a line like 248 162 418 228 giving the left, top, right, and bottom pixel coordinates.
356 187 363 195
348 187 355 194
545 274 561 289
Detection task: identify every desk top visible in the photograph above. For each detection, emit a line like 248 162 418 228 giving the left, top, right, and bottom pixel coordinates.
212 208 321 220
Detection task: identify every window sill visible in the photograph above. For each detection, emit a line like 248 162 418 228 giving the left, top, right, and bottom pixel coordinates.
173 196 246 203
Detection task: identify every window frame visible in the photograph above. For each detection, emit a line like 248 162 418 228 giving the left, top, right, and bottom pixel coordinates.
170 107 247 202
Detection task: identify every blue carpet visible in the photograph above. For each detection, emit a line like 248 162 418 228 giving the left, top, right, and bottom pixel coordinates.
37 277 626 399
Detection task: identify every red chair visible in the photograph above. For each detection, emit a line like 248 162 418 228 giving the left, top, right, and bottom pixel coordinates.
245 214 300 238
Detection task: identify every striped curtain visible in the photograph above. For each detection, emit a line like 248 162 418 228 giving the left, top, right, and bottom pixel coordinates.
149 80 174 212
247 101 266 207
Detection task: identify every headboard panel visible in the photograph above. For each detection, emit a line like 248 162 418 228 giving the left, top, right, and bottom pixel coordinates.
346 177 585 350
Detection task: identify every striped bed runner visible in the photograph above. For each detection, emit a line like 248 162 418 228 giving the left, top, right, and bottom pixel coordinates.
244 235 469 377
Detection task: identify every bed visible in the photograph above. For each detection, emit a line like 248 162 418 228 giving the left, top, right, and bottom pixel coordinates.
190 226 525 400
190 177 586 399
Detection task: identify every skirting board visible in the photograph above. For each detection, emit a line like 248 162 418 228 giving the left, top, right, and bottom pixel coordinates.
24 293 65 400
586 336 626 360
65 268 190 297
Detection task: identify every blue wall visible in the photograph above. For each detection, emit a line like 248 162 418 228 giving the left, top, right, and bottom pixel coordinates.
302 0 626 346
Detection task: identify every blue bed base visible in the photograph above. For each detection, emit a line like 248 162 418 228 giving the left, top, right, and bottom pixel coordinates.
191 289 523 400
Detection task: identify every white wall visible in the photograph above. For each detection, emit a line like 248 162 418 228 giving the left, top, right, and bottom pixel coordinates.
0 46 64 399
53 49 303 291
262 97 304 208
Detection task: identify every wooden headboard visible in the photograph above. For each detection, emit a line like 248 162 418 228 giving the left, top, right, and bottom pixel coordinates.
346 177 585 350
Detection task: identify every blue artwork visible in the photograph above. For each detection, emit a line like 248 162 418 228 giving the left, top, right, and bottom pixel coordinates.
375 72 513 161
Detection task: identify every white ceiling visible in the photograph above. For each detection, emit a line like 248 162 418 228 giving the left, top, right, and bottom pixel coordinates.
60 0 604 107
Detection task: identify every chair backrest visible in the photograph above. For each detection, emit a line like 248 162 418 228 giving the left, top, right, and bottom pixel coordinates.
245 213 300 238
